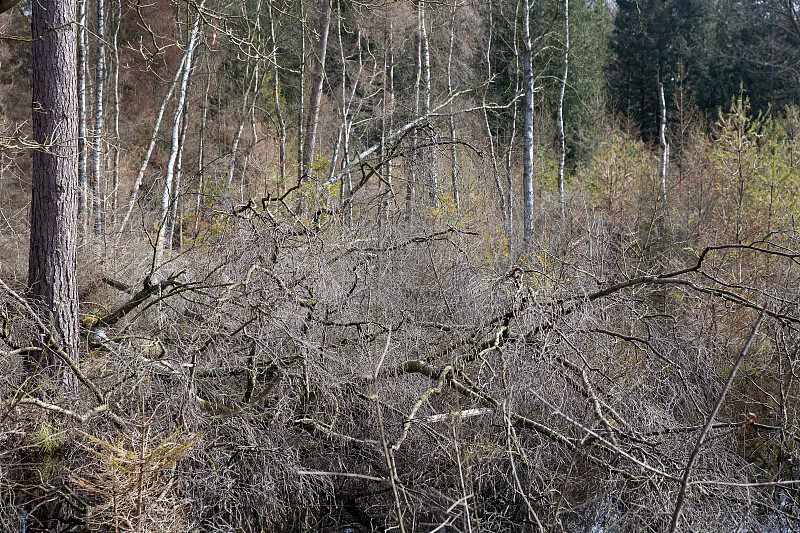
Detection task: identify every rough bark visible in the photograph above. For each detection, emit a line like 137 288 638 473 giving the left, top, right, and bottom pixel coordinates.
29 0 80 388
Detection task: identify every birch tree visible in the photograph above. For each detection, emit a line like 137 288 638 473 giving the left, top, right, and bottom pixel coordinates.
152 0 205 280
557 0 569 221
91 0 106 235
522 0 535 248
301 0 332 181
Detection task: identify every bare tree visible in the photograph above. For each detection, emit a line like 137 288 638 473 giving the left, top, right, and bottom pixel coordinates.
301 0 332 181
152 0 205 280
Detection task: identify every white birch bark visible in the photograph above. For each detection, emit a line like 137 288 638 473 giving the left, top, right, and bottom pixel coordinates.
116 55 184 236
522 0 535 248
483 0 508 235
91 0 105 236
419 1 437 208
658 80 670 211
152 0 204 280
557 0 569 222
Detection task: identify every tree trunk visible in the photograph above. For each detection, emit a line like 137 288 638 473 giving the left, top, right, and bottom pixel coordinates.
153 0 204 281
29 0 80 387
77 0 88 234
269 3 286 194
522 0 535 249
92 0 105 236
301 0 332 181
658 79 669 212
557 0 569 223
483 0 508 238
297 1 306 183
111 0 121 217
419 1 437 208
447 2 459 209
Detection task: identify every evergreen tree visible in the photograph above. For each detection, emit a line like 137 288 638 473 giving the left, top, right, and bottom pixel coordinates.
608 0 714 138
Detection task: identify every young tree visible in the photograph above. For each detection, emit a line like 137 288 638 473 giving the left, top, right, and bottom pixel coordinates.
28 0 80 386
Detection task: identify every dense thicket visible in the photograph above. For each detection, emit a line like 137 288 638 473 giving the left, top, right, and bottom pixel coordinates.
2 1 800 532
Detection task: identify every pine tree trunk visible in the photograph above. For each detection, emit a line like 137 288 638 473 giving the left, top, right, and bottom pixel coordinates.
29 0 80 387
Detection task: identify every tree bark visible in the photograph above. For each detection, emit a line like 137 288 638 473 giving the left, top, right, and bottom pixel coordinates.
77 0 88 234
557 0 569 223
522 0 535 248
29 0 80 388
419 1 437 208
447 2 459 209
269 3 286 194
301 0 332 181
152 0 204 280
658 79 669 212
91 0 105 236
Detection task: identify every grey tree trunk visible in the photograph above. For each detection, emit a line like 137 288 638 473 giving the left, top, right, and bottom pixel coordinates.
269 3 286 193
557 0 569 222
419 1 437 208
92 0 105 236
522 0 535 248
447 2 459 209
301 0 332 181
483 0 508 237
29 0 80 389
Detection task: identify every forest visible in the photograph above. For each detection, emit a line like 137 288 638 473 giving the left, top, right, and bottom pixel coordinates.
1 0 800 531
